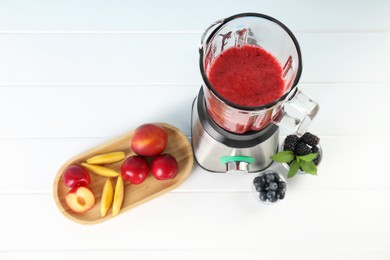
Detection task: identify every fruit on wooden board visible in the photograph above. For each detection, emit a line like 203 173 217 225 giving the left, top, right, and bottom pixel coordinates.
59 123 182 217
112 176 124 216
81 163 120 177
65 186 95 213
100 178 114 217
151 154 178 180
131 123 168 156
86 151 125 165
121 155 150 184
62 165 91 188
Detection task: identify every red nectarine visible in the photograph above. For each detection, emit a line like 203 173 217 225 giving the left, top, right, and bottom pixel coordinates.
62 165 91 188
65 186 95 213
131 123 168 156
151 154 178 180
121 155 149 184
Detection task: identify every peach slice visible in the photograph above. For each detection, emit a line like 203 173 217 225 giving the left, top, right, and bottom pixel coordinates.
65 186 95 213
86 151 125 165
112 175 124 216
100 178 114 217
81 163 120 177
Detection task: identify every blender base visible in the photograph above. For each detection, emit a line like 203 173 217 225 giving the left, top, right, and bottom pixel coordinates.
191 88 279 173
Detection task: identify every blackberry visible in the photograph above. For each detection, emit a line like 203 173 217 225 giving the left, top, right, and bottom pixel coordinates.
283 134 299 151
311 145 321 166
313 157 320 166
294 142 311 156
300 132 320 146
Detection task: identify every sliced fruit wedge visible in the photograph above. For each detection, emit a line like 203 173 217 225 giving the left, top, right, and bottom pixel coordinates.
86 151 125 165
100 178 114 217
112 175 124 216
81 163 120 177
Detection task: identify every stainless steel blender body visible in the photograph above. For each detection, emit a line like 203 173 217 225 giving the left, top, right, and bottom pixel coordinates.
192 88 279 173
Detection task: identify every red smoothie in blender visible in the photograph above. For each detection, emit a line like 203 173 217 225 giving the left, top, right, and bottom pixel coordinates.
208 45 285 107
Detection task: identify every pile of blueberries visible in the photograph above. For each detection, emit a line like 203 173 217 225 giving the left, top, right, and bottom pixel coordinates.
253 171 286 203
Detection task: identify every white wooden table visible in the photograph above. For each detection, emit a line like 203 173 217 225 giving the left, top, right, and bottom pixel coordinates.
1 1 390 259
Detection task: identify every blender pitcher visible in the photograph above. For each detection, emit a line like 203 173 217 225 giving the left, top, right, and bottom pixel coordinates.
199 13 319 135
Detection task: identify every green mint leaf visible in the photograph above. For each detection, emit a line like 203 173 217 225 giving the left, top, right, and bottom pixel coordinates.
271 150 295 163
288 159 300 178
297 153 318 162
300 160 318 175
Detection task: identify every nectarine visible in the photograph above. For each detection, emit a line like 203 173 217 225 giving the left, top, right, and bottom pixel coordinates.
62 165 91 188
121 156 149 184
65 186 95 213
151 154 178 180
131 123 168 156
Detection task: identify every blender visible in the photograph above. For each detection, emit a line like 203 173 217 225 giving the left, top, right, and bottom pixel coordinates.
191 13 319 173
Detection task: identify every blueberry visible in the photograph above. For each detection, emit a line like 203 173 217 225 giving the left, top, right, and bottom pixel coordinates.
259 191 267 201
275 175 284 184
253 181 261 189
268 182 278 191
253 176 266 187
277 188 286 200
265 173 275 183
269 196 278 203
261 178 267 187
266 191 276 201
255 185 266 192
278 181 286 189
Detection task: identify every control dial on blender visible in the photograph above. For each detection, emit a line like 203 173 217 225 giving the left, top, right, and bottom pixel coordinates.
220 156 255 173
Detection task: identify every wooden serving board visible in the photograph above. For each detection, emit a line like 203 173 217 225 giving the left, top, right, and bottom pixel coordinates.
53 123 194 225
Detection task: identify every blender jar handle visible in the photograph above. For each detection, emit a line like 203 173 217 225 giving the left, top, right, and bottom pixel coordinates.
199 19 225 52
273 88 320 136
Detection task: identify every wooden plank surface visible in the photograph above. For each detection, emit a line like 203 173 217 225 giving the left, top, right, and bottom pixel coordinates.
0 84 388 138
1 191 389 251
0 0 389 32
2 250 390 260
0 0 389 259
0 33 389 85
0 136 388 193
